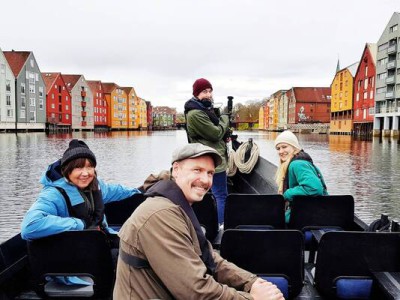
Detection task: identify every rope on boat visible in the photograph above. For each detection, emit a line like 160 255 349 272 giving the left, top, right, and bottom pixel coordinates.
227 140 260 177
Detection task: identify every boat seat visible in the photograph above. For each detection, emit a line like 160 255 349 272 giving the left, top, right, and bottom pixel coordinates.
224 194 286 230
288 195 355 262
192 192 219 243
220 229 304 299
314 231 400 299
288 195 355 232
27 230 114 299
104 193 145 230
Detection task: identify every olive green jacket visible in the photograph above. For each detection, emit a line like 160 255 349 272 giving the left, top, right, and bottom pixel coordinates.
113 196 257 299
186 109 230 173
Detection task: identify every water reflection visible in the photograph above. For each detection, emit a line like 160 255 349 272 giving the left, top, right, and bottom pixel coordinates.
1 130 400 242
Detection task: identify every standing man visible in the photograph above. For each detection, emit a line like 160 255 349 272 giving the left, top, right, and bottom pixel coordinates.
184 78 230 226
114 143 284 300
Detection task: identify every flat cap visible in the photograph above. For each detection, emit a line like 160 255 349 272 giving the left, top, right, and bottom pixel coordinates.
171 143 222 167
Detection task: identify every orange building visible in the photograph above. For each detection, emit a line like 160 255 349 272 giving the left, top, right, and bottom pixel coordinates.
102 83 128 129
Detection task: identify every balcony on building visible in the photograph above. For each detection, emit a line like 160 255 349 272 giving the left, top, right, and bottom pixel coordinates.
81 111 87 117
388 44 397 54
81 121 87 126
81 101 86 107
386 76 395 84
385 91 394 98
387 60 396 69
81 91 87 97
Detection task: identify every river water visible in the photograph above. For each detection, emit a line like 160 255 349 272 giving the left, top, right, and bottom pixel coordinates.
1 130 399 243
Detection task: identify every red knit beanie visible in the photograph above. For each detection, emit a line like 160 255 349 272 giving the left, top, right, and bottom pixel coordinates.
193 78 213 96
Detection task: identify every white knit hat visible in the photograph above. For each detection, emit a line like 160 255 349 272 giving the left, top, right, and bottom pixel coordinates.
274 130 301 150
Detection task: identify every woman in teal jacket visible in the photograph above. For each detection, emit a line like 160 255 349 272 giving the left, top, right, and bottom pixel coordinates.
274 131 327 223
21 139 141 241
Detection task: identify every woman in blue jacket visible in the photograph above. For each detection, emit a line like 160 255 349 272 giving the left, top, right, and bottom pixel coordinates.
21 139 141 240
274 131 327 223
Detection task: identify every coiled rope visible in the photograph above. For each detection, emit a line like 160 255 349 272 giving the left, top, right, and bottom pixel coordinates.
227 140 260 177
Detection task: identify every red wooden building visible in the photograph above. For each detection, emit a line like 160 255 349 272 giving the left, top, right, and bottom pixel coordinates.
42 72 72 129
353 43 376 136
287 87 331 124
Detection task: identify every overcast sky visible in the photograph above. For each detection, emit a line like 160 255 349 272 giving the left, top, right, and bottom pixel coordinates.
1 0 398 111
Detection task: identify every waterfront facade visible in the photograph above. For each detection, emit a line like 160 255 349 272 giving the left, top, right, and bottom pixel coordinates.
277 90 288 130
353 44 377 136
62 74 94 130
330 62 359 134
138 97 148 129
123 86 139 130
152 106 176 129
87 80 107 129
146 101 152 130
0 49 16 130
374 12 400 137
4 51 46 131
42 72 72 131
103 83 128 130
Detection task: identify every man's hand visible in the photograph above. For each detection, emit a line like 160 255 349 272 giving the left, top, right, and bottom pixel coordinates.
250 278 285 300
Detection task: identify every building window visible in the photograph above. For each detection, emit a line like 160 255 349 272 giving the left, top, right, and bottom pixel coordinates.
66 105 69 110
364 79 368 89
21 83 25 94
370 91 374 99
364 92 368 99
39 98 44 110
39 86 44 97
30 98 35 106
7 109 13 117
378 43 388 52
356 93 359 101
66 114 69 120
29 83 35 94
30 111 36 122
20 109 25 118
0 64 5 74
377 73 387 80
6 80 11 92
51 103 55 109
6 95 11 106
390 24 398 32
21 97 26 108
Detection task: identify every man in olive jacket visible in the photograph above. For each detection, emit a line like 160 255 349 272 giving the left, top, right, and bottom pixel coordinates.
184 78 230 225
113 143 284 300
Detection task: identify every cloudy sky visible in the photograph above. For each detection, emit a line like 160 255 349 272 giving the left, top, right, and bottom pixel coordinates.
1 0 398 111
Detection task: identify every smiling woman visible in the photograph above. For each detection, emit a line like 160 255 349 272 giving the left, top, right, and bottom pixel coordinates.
20 139 141 241
274 131 328 223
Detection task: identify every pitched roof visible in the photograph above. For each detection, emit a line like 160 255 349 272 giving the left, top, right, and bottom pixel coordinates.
292 87 331 103
153 106 177 114
3 51 31 77
102 82 119 93
61 74 82 92
367 43 377 65
41 72 61 91
87 80 102 93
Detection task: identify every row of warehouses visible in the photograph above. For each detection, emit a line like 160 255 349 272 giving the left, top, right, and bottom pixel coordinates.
259 12 400 137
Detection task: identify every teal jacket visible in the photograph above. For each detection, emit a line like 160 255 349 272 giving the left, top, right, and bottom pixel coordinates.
284 157 328 223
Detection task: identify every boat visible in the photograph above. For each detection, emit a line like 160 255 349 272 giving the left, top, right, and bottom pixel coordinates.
1 144 399 299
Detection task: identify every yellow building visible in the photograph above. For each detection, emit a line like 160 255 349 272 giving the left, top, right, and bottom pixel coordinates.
138 97 148 129
258 106 265 129
269 90 284 130
330 62 359 134
103 83 128 129
123 87 139 129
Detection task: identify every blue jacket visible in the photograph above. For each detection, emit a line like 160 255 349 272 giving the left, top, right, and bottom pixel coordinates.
21 160 141 240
